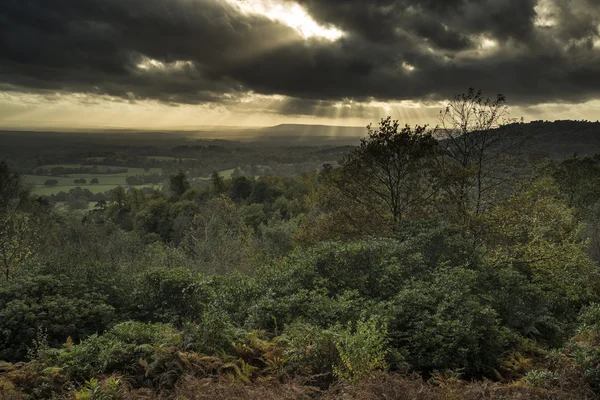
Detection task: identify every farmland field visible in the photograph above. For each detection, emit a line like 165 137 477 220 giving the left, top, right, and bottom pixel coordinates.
219 168 236 179
25 165 164 195
30 183 163 196
25 165 233 195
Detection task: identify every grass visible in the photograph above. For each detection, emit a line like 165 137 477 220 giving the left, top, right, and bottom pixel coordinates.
195 168 238 181
219 168 236 179
26 166 163 196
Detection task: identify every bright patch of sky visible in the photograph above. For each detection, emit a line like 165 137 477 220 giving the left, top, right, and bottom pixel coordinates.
225 0 344 40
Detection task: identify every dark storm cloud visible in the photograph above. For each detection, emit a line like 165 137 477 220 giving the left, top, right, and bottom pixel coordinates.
2 0 600 110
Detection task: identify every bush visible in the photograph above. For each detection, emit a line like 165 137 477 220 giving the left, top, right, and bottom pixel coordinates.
569 303 600 392
389 267 508 377
129 268 213 326
283 316 389 383
0 274 116 362
333 316 389 381
55 322 183 385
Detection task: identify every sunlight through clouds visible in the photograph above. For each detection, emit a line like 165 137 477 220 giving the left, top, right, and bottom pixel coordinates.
225 0 344 40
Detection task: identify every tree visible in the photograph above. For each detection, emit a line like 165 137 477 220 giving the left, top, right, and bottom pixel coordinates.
481 177 599 303
435 88 524 227
180 197 258 274
210 171 225 195
108 186 127 208
0 161 29 212
66 197 89 211
169 171 190 198
335 117 439 233
552 154 600 211
44 179 59 186
90 178 100 185
231 176 253 202
126 176 143 186
231 167 244 178
0 211 42 280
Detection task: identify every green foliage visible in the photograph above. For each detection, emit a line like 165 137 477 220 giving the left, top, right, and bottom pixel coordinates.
0 211 43 281
525 370 559 388
130 268 213 325
231 176 253 202
389 266 508 377
333 316 389 381
259 214 299 260
482 177 600 303
282 316 389 382
6 118 600 398
569 303 600 392
0 161 29 212
180 196 260 274
73 376 124 400
0 273 116 362
336 117 439 232
183 307 235 354
168 171 190 198
553 154 600 211
284 322 339 378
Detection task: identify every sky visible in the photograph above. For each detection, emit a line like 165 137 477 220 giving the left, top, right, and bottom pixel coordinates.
2 0 600 130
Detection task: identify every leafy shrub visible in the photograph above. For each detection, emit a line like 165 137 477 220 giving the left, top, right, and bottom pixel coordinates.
569 303 600 392
389 267 508 377
183 307 235 354
73 376 124 400
525 370 559 388
283 316 389 383
283 322 339 379
333 316 389 381
129 268 214 325
0 274 115 362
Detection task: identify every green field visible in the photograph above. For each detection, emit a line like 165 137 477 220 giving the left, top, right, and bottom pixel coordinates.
26 165 163 196
219 168 236 179
26 164 233 195
31 184 162 196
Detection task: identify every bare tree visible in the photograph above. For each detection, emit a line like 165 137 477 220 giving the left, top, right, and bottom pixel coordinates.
435 88 525 227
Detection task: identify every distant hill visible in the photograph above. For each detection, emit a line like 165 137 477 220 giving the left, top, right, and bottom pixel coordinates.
508 120 600 158
221 124 365 146
3 120 600 157
249 121 600 157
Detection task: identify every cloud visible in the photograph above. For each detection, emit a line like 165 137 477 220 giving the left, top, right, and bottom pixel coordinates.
1 0 600 116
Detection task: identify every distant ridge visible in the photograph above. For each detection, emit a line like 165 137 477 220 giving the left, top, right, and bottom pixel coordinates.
507 120 600 158
4 120 600 157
